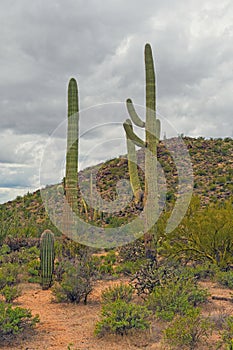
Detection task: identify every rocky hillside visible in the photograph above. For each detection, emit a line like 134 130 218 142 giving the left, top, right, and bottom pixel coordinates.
0 137 232 239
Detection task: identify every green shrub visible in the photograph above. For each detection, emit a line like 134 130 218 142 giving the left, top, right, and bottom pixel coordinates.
146 278 208 321
53 257 69 282
3 237 40 251
115 259 147 276
102 251 116 264
0 301 39 341
132 260 184 297
188 263 219 280
0 285 22 303
95 300 151 336
27 259 40 277
0 244 11 256
52 259 92 304
89 254 116 278
220 316 233 349
0 246 40 266
217 271 233 289
162 198 233 268
55 239 93 260
0 263 21 289
101 283 133 304
226 340 233 350
117 238 145 263
163 308 213 350
98 262 114 275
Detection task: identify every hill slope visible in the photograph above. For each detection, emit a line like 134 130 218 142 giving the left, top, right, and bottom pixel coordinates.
0 136 232 240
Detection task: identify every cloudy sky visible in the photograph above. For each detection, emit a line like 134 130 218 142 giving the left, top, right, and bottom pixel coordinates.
0 0 232 204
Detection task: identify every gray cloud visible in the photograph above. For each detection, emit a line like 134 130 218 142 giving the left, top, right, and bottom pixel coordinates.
0 0 232 202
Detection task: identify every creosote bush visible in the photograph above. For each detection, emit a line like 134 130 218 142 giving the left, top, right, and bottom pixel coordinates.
219 315 233 349
3 237 40 251
0 263 21 289
0 285 22 303
96 283 151 337
216 271 233 289
101 283 133 304
115 259 147 276
95 300 151 336
186 262 219 280
52 259 93 304
146 276 208 321
163 308 213 350
0 301 39 341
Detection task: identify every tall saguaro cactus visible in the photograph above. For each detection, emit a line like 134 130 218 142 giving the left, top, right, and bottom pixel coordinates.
40 229 55 290
123 43 160 262
65 78 79 214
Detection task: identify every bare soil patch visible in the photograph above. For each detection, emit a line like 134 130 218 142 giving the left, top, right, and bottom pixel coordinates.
0 279 232 349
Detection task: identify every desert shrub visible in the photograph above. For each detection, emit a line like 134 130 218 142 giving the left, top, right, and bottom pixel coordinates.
0 301 39 341
163 308 213 350
53 258 71 282
27 259 41 283
117 238 145 263
102 250 116 264
209 310 231 331
15 246 40 265
0 285 22 303
188 263 219 280
0 246 40 265
0 250 20 264
55 239 94 260
89 254 116 279
219 316 233 349
101 283 133 304
226 340 233 350
146 277 208 321
132 259 183 297
98 261 114 275
115 259 147 276
163 198 233 268
3 237 40 251
27 259 40 276
52 259 92 304
0 263 21 289
216 271 233 289
95 300 151 336
0 244 11 256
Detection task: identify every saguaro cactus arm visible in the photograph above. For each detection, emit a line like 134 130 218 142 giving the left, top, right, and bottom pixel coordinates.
124 43 160 262
123 119 146 148
156 119 161 141
124 119 144 203
126 99 145 128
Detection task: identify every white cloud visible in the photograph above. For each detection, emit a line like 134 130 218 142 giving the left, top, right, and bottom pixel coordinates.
0 0 232 202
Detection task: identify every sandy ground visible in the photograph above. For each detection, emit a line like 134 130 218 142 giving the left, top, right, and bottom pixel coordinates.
0 279 233 350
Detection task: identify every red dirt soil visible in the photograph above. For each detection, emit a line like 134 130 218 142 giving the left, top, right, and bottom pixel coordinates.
0 279 233 350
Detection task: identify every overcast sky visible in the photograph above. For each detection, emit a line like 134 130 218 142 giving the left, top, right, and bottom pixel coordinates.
0 0 232 204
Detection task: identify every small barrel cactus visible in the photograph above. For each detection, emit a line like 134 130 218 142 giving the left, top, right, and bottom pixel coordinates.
40 229 55 290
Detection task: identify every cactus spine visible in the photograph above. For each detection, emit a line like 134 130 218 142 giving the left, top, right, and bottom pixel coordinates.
65 78 79 214
40 229 55 290
123 43 160 262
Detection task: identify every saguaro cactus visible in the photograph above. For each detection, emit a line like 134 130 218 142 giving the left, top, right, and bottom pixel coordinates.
40 229 55 290
123 43 160 262
65 78 79 214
